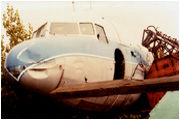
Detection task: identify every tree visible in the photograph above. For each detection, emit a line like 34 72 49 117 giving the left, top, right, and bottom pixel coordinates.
1 3 33 78
2 3 33 49
1 35 6 78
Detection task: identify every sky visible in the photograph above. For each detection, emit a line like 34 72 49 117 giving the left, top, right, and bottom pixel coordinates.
1 1 179 46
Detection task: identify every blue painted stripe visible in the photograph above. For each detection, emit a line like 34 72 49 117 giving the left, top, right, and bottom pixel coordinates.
6 36 116 68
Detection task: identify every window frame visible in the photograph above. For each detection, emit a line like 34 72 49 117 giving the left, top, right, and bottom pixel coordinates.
32 30 37 38
36 22 48 38
49 22 80 35
95 24 108 44
79 22 95 35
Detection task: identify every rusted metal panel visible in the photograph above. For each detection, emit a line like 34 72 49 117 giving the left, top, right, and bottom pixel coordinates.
142 25 179 110
146 52 179 78
146 51 179 109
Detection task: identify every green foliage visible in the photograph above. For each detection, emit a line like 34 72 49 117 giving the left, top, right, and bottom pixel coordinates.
1 3 34 106
2 3 33 49
1 4 34 118
1 35 6 78
1 3 33 78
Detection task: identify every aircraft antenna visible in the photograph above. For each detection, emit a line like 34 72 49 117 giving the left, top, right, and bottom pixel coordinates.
72 1 75 12
90 1 92 10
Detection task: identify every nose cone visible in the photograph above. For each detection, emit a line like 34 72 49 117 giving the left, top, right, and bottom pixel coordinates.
5 38 65 94
20 62 64 95
5 37 59 79
5 36 99 78
5 39 43 79
5 36 100 94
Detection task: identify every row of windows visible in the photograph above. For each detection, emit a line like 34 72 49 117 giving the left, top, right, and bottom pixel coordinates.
33 22 108 43
49 23 95 35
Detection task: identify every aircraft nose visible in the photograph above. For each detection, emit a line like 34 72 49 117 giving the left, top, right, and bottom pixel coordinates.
5 40 49 81
5 39 64 94
19 60 64 95
5 36 99 94
5 40 42 80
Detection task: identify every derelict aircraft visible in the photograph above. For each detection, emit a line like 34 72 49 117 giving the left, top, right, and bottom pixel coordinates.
5 11 152 112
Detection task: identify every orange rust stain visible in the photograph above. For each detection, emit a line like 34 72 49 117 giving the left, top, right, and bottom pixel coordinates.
146 51 179 109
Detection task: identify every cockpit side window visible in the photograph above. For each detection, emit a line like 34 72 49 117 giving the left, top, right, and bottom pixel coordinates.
95 24 108 43
50 23 79 35
32 30 37 38
36 22 47 38
79 23 94 35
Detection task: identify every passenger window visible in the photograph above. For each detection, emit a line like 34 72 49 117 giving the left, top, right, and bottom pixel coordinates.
95 24 108 43
80 23 94 35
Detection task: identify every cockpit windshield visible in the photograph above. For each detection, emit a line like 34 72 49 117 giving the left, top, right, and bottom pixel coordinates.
50 23 79 35
80 23 94 35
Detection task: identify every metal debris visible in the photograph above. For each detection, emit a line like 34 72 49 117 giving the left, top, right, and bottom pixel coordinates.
142 25 179 59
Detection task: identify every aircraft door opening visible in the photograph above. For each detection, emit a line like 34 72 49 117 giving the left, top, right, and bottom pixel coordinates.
114 49 125 80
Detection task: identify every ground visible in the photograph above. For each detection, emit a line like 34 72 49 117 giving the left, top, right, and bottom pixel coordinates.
1 78 150 119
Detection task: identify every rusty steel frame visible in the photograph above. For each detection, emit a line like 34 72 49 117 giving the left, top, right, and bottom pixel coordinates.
142 25 179 112
142 25 179 59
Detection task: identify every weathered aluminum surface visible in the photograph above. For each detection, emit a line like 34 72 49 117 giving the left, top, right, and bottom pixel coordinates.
5 17 150 111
